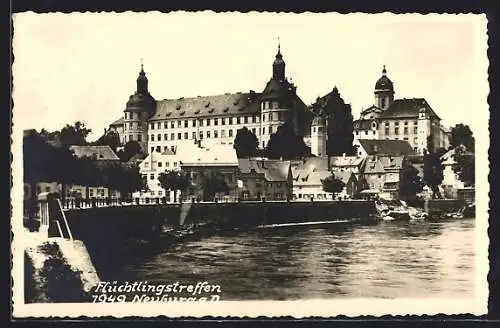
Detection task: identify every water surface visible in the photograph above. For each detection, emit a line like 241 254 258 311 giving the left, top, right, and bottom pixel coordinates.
110 218 476 300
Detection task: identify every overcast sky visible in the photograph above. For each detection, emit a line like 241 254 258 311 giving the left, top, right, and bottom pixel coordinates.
12 12 488 141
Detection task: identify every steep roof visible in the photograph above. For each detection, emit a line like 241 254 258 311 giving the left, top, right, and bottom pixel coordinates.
110 117 124 127
333 170 357 184
261 78 294 101
360 105 381 116
358 139 416 156
312 87 348 116
150 92 261 121
362 158 386 174
378 156 404 170
290 156 329 180
239 158 291 182
329 156 364 168
181 145 238 166
69 145 119 160
297 170 332 186
379 98 440 120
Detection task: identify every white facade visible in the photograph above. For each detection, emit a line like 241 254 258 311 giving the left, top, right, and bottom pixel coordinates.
416 108 430 154
260 100 290 148
310 118 327 157
353 121 379 142
146 116 263 154
132 149 185 202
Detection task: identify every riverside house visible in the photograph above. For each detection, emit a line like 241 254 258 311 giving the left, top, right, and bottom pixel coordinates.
133 147 183 203
360 155 405 200
440 145 475 199
181 144 240 202
237 158 293 201
66 145 121 200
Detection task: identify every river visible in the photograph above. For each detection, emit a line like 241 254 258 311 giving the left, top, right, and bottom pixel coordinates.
108 218 476 300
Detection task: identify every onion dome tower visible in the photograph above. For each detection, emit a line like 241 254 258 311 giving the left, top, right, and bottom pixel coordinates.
374 65 394 110
123 59 156 152
259 40 297 148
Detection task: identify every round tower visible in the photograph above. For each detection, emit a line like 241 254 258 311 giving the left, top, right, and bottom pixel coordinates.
311 116 327 157
123 60 156 152
374 65 394 110
259 41 295 148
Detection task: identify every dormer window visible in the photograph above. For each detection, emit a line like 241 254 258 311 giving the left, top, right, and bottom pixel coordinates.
176 104 181 110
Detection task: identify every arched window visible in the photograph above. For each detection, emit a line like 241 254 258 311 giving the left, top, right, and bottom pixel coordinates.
381 98 386 108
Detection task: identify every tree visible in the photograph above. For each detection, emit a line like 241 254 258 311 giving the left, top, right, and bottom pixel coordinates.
423 150 444 199
399 161 424 201
158 170 190 202
265 122 310 159
94 130 121 153
201 172 229 201
72 155 102 199
114 165 146 200
23 130 57 230
58 121 92 147
233 127 259 158
450 123 475 152
453 146 475 187
313 88 356 156
321 173 345 200
117 140 143 162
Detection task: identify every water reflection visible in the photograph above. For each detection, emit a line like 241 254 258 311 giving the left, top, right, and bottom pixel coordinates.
110 218 476 300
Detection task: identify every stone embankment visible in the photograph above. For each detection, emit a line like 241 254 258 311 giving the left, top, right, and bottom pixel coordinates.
24 230 99 303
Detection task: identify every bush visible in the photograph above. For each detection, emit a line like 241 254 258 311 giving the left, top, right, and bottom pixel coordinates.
38 242 92 303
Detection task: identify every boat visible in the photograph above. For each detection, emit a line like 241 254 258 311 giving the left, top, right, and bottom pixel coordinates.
444 203 475 219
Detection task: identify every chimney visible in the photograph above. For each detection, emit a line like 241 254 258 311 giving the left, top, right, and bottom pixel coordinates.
372 144 378 153
248 90 256 102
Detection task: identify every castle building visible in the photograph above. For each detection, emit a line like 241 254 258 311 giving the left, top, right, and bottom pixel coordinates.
353 66 450 154
108 44 310 153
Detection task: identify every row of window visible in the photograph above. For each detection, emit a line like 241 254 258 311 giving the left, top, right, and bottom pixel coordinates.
148 112 287 130
88 189 106 197
355 130 377 136
147 172 236 183
124 134 143 143
149 126 278 142
124 122 145 130
384 120 418 127
145 161 179 169
150 116 257 130
151 145 176 153
261 101 283 110
124 112 148 120
382 127 418 135
311 126 324 133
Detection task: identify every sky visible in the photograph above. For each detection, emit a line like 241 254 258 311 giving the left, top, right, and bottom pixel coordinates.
12 12 488 142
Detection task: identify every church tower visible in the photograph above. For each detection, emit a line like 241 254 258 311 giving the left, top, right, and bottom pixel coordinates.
374 65 395 110
311 116 327 157
123 60 156 152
